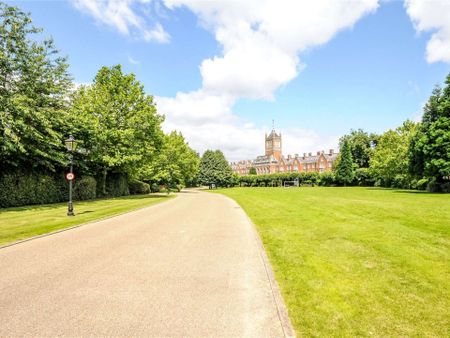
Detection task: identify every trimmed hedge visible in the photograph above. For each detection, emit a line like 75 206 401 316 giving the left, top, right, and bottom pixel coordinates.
0 171 100 208
0 171 66 208
74 176 97 200
129 180 150 195
96 173 129 197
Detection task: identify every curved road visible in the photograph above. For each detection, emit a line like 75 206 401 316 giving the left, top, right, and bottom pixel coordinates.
0 190 293 337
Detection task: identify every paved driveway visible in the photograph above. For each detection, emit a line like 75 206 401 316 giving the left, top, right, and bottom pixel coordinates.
0 190 293 337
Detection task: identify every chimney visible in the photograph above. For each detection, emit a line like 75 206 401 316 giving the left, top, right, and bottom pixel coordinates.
303 153 307 158
288 154 291 160
317 151 320 155
308 152 312 156
329 149 334 155
295 153 299 158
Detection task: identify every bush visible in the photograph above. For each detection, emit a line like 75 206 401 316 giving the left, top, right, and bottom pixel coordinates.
74 176 97 200
0 171 66 208
97 173 129 197
129 180 150 195
441 182 450 193
354 168 374 186
426 178 440 192
319 172 335 186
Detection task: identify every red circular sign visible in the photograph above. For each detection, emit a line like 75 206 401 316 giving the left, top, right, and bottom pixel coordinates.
66 173 75 181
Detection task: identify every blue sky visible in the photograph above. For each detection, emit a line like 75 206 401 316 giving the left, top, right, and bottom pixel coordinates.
11 0 450 160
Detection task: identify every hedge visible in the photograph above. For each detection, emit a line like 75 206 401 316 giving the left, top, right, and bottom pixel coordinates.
129 180 150 195
74 176 97 200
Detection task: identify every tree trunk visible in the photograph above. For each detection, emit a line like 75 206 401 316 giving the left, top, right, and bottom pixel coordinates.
102 167 107 196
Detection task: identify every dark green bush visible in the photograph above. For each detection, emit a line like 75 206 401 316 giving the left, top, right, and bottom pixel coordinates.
354 168 374 186
74 176 97 200
441 182 450 193
0 171 66 208
129 180 150 195
97 173 129 197
417 178 429 190
319 172 335 186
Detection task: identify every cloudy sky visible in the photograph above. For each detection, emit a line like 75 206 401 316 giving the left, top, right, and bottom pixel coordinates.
13 0 450 160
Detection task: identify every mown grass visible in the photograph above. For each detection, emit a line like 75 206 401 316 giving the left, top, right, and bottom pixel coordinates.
0 194 172 246
216 187 450 337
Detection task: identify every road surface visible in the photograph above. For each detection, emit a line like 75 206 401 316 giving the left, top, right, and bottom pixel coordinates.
0 190 293 337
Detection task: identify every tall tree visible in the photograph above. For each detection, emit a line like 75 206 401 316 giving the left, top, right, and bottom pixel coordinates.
339 129 377 168
335 139 355 186
409 79 450 188
70 65 164 194
0 2 72 171
370 120 418 186
198 150 233 188
141 131 200 191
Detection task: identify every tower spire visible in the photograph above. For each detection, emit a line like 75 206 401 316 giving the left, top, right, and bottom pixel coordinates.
272 119 275 131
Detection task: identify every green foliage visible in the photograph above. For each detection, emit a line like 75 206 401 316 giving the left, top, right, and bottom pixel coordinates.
74 176 96 200
354 167 374 186
335 139 355 185
129 179 150 195
198 150 233 187
409 76 450 190
0 3 72 171
370 120 418 187
96 173 129 198
0 171 66 207
249 167 257 175
339 129 377 168
70 65 164 194
318 171 336 186
141 131 200 191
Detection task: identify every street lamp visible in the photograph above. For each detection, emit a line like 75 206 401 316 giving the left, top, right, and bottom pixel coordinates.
65 135 77 216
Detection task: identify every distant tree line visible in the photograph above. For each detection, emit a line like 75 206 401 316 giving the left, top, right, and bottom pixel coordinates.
198 73 450 192
0 3 199 207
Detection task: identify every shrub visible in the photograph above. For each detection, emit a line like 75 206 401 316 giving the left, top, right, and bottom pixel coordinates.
319 172 335 186
129 180 150 195
354 168 374 186
74 176 97 200
97 173 129 197
441 182 450 193
150 183 161 193
0 171 66 208
416 178 428 191
392 174 410 189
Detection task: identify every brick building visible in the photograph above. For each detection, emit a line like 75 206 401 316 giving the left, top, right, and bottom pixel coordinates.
231 128 338 175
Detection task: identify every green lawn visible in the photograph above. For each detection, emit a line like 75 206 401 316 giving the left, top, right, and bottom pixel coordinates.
216 187 450 337
0 194 172 246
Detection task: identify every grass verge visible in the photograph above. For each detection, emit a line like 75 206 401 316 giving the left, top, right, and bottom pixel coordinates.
216 187 450 337
0 194 173 246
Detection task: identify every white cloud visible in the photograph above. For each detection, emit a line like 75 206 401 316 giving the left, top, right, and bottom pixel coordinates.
73 0 170 43
156 0 378 160
405 0 450 63
128 56 140 65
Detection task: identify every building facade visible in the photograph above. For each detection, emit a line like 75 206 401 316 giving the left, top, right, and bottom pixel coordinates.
231 128 338 175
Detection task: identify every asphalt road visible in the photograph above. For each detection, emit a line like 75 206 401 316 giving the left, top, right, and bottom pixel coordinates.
0 190 293 337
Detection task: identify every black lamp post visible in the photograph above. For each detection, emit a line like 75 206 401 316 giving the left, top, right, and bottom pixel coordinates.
65 135 77 216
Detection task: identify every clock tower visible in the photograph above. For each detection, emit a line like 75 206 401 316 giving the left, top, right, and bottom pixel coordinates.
265 126 282 161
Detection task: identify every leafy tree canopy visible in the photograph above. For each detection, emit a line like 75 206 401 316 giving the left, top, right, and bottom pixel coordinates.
339 129 378 168
409 76 450 186
0 2 72 171
70 65 164 193
370 120 418 185
198 150 233 187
